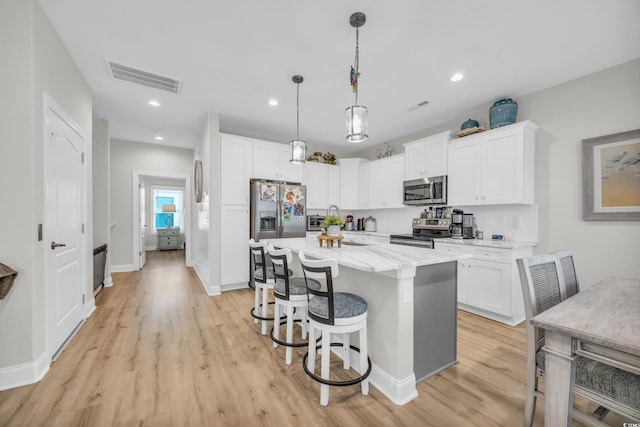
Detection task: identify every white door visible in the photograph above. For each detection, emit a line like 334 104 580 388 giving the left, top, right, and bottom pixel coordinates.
139 181 146 268
45 104 85 360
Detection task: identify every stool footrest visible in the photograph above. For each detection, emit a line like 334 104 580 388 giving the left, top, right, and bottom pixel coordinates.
250 301 287 321
270 319 322 348
302 343 372 387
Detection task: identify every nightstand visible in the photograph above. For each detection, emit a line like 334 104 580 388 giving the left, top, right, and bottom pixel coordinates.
157 227 181 250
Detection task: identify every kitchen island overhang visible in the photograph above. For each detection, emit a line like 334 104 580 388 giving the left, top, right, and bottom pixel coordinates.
264 237 472 405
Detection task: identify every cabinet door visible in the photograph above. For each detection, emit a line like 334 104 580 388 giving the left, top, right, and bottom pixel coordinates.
358 163 370 209
339 160 363 210
277 144 303 182
253 142 278 180
466 259 511 316
327 165 340 206
221 135 252 205
384 155 405 208
368 161 386 209
220 205 250 286
303 162 328 209
423 136 448 177
404 140 426 180
481 128 524 204
448 138 481 206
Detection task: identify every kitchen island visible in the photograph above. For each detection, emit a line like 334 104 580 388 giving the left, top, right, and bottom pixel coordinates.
264 237 472 405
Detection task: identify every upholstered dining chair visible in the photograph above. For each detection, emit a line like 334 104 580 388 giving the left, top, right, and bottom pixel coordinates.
552 249 580 298
517 254 640 427
299 251 371 406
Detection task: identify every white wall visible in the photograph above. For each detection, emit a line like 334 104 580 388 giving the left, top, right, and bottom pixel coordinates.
0 0 92 380
92 115 111 285
144 177 186 248
109 139 193 269
355 58 640 289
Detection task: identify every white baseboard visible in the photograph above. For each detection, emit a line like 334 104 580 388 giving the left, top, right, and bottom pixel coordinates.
144 245 156 251
0 352 49 392
191 265 221 296
221 282 249 292
369 364 418 406
110 264 135 273
457 304 525 327
103 276 113 287
84 297 96 318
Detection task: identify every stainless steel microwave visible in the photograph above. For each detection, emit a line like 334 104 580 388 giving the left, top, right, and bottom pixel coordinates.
403 176 447 206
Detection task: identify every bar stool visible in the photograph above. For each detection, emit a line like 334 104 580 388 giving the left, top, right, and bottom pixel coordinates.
248 239 277 335
268 246 321 365
298 251 371 406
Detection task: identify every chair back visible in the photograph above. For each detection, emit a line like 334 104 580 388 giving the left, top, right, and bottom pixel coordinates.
517 254 568 352
553 249 580 298
249 239 270 284
268 246 293 300
299 251 339 325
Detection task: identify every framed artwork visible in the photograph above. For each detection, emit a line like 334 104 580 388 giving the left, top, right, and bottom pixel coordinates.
194 160 203 203
582 128 640 220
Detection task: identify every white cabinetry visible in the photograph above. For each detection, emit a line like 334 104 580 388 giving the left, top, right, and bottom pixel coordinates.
338 158 368 210
404 131 453 180
435 241 533 326
220 205 249 286
448 121 537 206
253 140 302 182
367 154 405 209
221 134 252 205
303 162 328 209
220 133 252 288
358 162 371 209
327 165 340 207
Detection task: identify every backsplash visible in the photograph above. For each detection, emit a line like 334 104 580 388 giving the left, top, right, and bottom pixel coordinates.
310 205 538 243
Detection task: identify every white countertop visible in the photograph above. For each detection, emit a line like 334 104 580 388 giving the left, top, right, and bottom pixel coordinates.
436 238 537 249
264 237 472 273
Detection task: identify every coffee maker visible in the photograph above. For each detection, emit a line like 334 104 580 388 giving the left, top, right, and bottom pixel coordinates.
463 213 476 239
450 209 464 239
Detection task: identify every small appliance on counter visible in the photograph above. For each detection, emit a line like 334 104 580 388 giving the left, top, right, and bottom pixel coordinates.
462 213 476 239
450 209 464 239
307 214 326 231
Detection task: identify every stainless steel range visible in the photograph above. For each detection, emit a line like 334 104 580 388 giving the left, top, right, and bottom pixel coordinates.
390 218 452 249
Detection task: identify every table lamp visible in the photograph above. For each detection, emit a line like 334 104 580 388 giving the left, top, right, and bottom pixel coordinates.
162 204 176 228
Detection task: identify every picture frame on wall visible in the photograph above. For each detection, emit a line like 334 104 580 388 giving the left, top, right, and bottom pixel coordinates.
582 128 640 220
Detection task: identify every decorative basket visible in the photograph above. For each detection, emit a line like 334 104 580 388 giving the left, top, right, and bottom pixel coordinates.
0 263 18 299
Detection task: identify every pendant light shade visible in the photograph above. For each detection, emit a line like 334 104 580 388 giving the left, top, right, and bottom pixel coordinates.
289 75 307 164
346 12 368 143
345 105 368 143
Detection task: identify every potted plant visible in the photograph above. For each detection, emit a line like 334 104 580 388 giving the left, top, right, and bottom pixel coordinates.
322 215 345 236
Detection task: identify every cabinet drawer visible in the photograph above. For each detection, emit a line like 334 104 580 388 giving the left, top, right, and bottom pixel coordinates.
470 247 510 263
158 229 180 236
435 243 468 254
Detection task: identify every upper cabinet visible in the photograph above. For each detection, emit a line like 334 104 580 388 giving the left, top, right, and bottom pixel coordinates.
303 162 328 209
404 131 453 180
337 158 368 210
448 121 538 206
253 140 302 183
367 154 405 209
220 134 253 205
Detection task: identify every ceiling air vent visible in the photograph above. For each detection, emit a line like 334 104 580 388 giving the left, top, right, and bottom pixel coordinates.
407 100 430 112
106 60 182 94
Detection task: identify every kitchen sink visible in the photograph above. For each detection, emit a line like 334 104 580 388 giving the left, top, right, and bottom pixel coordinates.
341 241 368 246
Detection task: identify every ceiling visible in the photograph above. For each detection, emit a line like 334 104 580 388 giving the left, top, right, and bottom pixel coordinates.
38 0 640 153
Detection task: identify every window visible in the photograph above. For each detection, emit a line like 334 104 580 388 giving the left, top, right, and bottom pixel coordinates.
152 187 183 231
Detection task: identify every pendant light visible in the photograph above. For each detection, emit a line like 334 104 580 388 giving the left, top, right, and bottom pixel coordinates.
289 75 307 164
346 12 368 143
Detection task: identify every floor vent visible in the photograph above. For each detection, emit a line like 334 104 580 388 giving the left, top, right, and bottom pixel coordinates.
106 60 182 94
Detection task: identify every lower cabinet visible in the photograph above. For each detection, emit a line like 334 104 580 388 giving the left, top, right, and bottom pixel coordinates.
157 228 181 250
221 205 250 287
435 241 533 326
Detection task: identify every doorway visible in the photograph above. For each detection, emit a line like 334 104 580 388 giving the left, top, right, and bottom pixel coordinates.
132 171 191 270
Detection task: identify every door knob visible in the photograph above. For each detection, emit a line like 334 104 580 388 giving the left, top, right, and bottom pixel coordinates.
51 241 66 250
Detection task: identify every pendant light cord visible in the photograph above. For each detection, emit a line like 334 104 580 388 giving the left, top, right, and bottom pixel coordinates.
296 82 300 140
354 26 360 105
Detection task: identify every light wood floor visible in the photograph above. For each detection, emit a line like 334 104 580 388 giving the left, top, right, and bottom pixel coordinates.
0 250 625 426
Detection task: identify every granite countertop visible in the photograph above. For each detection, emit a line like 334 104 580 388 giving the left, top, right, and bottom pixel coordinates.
436 238 537 250
264 237 472 273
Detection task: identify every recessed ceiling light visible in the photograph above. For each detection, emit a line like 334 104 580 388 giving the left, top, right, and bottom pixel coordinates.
268 99 278 106
149 100 160 107
450 73 464 82
155 136 164 141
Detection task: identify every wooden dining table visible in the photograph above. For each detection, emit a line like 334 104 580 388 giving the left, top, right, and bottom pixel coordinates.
531 276 640 426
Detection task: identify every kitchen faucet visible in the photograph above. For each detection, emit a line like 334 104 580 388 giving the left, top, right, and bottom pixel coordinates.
326 204 342 219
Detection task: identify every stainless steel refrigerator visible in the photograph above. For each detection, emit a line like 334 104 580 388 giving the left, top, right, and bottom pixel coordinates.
250 179 307 241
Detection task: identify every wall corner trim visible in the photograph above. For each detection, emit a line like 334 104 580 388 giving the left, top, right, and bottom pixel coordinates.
0 352 50 392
